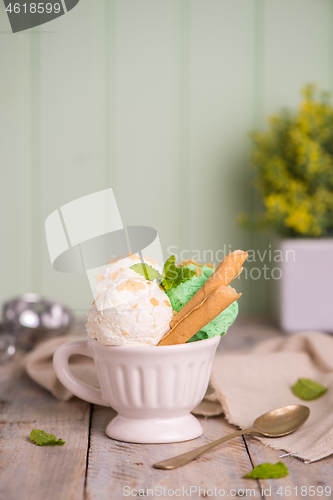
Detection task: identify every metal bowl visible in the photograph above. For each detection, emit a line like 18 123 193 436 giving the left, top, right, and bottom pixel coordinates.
2 293 74 351
0 329 16 364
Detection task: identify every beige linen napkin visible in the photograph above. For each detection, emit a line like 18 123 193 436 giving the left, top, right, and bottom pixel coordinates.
195 331 333 463
24 331 333 462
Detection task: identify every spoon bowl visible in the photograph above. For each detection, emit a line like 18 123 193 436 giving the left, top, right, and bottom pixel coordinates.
253 404 310 437
154 404 310 470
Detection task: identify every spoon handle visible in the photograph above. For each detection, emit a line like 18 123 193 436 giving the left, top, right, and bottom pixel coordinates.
153 427 256 470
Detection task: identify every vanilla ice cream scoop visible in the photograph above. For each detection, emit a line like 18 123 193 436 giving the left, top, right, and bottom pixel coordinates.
86 255 172 346
93 254 161 295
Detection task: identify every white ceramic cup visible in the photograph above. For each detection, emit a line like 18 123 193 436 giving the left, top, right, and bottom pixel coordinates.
53 335 220 444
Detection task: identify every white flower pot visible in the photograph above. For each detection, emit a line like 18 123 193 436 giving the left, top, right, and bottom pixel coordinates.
279 239 333 333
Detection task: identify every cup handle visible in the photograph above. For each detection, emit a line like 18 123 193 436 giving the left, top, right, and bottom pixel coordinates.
53 340 109 406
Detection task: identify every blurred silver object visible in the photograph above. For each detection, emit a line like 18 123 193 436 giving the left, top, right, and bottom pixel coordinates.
0 332 16 364
2 293 74 351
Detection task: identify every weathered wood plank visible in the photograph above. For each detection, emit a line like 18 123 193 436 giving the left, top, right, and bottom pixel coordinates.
85 406 262 500
244 435 333 500
0 357 90 500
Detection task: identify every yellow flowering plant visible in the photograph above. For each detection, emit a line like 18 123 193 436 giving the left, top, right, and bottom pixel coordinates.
248 84 333 237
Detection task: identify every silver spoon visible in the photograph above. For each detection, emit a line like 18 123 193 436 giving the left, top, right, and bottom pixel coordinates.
153 404 310 470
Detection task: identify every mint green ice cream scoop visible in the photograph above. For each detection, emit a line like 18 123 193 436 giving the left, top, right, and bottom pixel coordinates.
166 264 238 342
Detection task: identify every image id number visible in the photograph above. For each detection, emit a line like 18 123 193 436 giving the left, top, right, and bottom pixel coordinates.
277 485 331 496
6 3 61 14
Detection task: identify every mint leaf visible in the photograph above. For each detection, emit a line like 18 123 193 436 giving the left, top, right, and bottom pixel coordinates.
244 462 288 479
161 256 196 291
161 278 174 291
130 263 162 282
30 429 66 446
292 378 327 400
174 265 195 286
163 255 178 279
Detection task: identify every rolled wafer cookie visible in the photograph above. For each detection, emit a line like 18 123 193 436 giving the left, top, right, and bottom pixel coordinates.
169 250 247 329
158 285 241 346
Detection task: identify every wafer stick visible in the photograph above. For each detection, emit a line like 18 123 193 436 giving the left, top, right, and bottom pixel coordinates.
169 250 247 329
158 285 241 346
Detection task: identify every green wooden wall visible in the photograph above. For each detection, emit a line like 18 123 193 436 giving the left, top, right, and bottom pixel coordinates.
1 0 332 317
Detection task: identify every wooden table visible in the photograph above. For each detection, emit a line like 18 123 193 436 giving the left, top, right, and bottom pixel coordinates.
1 318 332 500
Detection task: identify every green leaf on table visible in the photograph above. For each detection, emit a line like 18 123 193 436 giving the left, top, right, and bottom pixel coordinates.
161 256 196 291
30 429 66 446
244 462 288 479
292 378 327 400
130 263 162 282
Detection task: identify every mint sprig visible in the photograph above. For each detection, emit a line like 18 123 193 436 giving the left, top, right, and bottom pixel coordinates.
30 429 66 446
130 255 195 291
292 378 327 400
244 462 288 479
